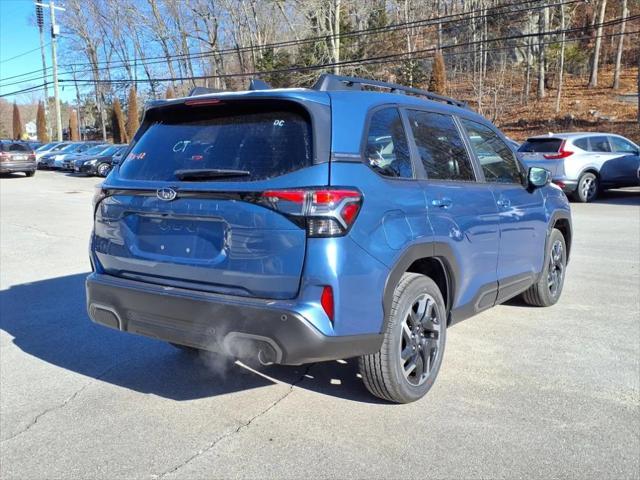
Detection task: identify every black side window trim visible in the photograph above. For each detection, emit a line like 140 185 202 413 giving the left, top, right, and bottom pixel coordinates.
359 103 419 181
457 116 527 186
401 107 479 183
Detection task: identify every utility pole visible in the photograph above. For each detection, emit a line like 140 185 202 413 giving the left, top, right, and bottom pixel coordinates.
36 0 64 141
35 1 51 139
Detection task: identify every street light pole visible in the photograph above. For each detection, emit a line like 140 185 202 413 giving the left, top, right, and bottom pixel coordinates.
49 0 63 141
35 1 51 139
36 1 64 141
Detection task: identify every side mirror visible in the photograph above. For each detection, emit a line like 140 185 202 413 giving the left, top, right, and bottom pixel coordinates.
528 166 551 188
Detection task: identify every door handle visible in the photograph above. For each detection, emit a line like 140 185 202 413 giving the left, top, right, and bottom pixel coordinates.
432 197 453 208
496 198 511 209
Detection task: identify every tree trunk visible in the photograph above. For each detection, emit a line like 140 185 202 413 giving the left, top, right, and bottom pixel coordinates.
588 0 607 88
537 7 548 99
555 3 566 113
612 0 627 90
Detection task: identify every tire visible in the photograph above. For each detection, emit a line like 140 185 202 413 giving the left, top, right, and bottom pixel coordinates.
24 171 35 177
573 172 598 203
522 228 567 307
97 163 110 177
359 273 447 404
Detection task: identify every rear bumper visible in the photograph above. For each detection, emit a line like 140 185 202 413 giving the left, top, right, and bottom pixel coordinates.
0 162 36 173
86 273 383 365
551 178 578 194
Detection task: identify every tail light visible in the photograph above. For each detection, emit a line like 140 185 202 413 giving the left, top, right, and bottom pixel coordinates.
260 188 362 237
544 140 574 159
29 153 36 160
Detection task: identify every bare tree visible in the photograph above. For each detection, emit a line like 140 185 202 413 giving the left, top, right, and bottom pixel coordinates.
537 6 548 99
588 0 607 88
555 3 566 113
612 0 628 90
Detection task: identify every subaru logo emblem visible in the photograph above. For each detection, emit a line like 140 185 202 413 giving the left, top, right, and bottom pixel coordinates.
157 188 177 201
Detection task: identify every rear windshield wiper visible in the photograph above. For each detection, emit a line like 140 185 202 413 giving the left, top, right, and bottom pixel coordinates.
174 168 251 181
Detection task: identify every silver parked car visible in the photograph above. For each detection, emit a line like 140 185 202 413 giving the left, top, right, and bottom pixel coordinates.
517 133 640 202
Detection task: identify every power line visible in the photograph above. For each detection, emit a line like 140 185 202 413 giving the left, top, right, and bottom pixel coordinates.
1 14 635 98
54 16 640 86
0 44 51 64
2 0 577 87
3 27 637 99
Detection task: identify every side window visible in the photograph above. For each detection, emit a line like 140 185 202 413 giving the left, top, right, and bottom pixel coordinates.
461 119 522 184
609 136 638 153
365 107 413 179
407 110 475 181
574 138 589 150
590 136 611 153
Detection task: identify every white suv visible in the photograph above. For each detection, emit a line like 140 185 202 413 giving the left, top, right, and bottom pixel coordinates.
517 132 639 202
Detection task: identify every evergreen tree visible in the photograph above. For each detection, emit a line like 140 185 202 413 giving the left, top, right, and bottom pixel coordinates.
12 102 23 140
69 108 79 141
428 52 447 94
36 102 49 142
126 87 139 140
112 98 128 143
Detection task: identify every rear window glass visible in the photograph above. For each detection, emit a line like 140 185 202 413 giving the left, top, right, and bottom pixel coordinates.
0 142 30 152
518 139 562 153
119 103 313 182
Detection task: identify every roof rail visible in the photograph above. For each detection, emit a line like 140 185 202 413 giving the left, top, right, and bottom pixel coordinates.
312 73 468 109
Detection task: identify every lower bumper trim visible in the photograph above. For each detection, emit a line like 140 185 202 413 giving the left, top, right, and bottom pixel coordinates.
86 273 383 365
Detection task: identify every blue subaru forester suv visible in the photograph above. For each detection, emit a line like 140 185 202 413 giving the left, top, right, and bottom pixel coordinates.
87 75 572 403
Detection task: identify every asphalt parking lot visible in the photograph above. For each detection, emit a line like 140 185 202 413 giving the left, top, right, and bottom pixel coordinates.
1 170 639 479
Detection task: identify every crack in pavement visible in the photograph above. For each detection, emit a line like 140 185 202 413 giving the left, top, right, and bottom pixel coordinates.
1 362 121 444
154 364 314 479
5 222 86 241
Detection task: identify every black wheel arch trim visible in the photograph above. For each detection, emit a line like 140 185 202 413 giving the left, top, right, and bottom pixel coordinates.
382 242 459 332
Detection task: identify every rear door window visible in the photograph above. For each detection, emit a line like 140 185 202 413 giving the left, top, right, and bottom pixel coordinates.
119 103 313 182
518 138 562 153
364 107 413 179
589 136 611 152
407 110 475 181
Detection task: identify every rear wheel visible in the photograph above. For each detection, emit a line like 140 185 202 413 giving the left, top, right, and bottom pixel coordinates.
97 163 110 177
25 171 35 177
574 172 598 202
522 228 567 307
359 273 447 404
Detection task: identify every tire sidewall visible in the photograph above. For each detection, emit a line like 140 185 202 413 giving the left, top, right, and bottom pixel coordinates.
577 173 598 203
388 276 447 402
97 163 110 177
541 229 567 305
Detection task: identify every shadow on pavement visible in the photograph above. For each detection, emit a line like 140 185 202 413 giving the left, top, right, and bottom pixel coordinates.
0 273 380 404
590 187 640 206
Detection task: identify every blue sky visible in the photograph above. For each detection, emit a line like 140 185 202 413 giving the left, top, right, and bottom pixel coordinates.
0 0 74 102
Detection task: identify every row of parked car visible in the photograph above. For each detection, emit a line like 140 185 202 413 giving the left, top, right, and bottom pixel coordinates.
0 139 128 178
36 141 128 176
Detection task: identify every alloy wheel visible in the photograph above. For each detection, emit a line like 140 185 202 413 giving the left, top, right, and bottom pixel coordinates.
581 176 597 201
548 239 564 298
399 293 442 386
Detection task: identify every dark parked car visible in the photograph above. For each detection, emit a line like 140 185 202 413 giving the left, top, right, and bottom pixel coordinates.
62 143 110 171
87 74 572 403
0 141 36 176
73 144 128 176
